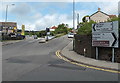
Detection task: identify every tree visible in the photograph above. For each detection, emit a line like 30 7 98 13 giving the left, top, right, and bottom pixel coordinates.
82 15 90 22
39 30 46 37
55 23 69 34
108 17 119 22
67 28 72 32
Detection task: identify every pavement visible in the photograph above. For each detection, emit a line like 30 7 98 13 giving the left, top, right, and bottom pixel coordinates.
2 40 24 46
61 41 120 71
2 38 45 46
2 35 56 46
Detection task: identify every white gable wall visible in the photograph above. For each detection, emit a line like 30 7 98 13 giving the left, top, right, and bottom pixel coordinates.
50 29 55 31
90 12 110 23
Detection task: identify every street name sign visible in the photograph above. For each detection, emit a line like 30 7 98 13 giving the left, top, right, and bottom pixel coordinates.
92 21 119 48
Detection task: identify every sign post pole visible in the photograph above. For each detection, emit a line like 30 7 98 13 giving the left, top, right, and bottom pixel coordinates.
46 28 49 41
112 48 115 62
96 47 98 60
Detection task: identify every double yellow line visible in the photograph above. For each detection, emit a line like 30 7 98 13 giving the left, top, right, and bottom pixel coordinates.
56 50 120 74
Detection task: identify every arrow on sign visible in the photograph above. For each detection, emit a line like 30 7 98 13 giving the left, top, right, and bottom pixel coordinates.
92 32 118 47
112 33 117 46
93 24 96 31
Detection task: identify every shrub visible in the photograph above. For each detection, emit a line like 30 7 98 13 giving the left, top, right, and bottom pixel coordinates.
77 20 95 35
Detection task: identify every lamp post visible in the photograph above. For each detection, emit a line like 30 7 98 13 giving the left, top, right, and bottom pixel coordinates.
5 4 15 35
5 4 15 22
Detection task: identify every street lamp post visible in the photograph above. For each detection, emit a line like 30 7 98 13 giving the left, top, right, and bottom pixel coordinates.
5 5 8 22
5 4 15 35
5 4 15 22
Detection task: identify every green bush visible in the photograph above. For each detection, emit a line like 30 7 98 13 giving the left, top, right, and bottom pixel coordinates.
50 31 55 36
77 20 95 35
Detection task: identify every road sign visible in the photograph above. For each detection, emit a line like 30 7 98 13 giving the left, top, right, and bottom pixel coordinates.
92 21 119 48
46 28 50 32
21 25 25 35
93 22 113 32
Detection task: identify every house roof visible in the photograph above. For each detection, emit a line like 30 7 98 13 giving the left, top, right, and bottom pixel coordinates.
90 10 117 19
109 15 117 18
90 8 117 18
90 11 109 17
50 26 57 29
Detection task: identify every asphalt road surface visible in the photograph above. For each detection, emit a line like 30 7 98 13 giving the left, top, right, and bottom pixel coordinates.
2 35 119 81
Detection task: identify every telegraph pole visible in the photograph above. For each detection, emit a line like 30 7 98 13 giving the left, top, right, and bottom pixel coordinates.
73 0 75 32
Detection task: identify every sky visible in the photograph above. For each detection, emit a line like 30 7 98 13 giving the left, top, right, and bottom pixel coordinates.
0 0 119 31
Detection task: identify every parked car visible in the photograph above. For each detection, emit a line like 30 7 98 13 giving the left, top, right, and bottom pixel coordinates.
45 35 55 40
9 33 16 38
68 33 74 38
39 38 46 43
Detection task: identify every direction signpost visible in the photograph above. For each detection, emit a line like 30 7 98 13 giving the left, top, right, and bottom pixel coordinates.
92 21 119 62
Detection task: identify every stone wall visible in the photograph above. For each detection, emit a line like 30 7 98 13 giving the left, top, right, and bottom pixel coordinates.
74 34 120 63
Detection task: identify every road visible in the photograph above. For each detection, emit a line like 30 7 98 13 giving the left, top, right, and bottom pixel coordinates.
2 35 119 81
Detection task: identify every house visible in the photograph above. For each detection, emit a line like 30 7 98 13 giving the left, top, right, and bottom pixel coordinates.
50 26 57 31
0 22 17 35
86 8 117 23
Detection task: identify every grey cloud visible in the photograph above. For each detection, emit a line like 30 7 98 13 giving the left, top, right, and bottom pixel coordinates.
10 3 32 16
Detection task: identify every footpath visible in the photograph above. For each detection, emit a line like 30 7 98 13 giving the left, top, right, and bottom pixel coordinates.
61 41 120 71
2 37 50 46
2 40 24 46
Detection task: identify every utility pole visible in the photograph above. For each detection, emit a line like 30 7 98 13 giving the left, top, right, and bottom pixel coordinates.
73 0 75 33
73 0 75 50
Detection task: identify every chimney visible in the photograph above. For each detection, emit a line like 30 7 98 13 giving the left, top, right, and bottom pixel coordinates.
98 8 101 11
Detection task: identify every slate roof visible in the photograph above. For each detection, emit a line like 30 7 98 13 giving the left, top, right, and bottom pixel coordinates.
90 11 109 17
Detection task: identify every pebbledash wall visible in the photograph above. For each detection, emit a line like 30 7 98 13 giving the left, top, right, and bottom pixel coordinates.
74 34 120 63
